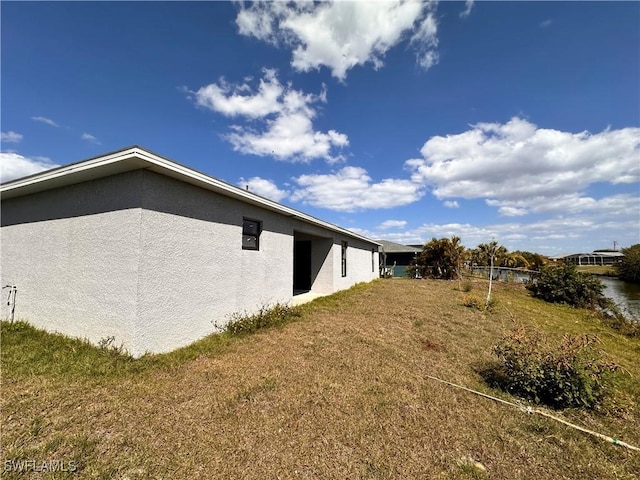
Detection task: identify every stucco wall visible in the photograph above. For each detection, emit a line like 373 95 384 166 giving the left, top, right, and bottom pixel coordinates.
1 169 379 356
0 172 143 349
333 235 379 292
134 171 296 356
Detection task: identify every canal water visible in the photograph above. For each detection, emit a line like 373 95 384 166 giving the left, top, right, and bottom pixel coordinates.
600 277 640 320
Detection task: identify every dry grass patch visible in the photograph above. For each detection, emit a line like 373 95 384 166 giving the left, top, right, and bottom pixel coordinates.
2 279 639 479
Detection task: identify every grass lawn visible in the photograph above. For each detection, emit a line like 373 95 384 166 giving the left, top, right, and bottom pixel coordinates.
2 279 639 479
575 265 618 276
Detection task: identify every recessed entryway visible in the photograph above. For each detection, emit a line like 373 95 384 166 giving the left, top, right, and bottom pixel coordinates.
293 239 312 294
293 231 333 296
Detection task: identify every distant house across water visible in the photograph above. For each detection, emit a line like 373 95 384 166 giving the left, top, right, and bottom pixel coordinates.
550 250 624 266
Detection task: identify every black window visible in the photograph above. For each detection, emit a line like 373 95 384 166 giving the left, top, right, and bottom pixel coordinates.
341 241 348 277
242 218 261 250
372 248 375 272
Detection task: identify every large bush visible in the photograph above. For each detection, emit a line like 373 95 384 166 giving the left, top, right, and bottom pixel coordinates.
526 264 607 309
616 244 640 283
492 326 618 409
415 236 466 280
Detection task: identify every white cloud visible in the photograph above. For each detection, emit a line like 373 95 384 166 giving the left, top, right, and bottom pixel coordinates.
235 1 439 80
191 70 348 163
378 220 408 230
31 116 59 127
443 200 459 208
379 218 634 254
1 131 23 143
237 176 288 202
406 117 640 208
460 0 474 19
81 133 101 145
539 19 553 28
356 222 497 248
290 166 424 212
0 152 59 183
194 69 282 118
493 205 528 217
360 214 640 255
486 193 639 217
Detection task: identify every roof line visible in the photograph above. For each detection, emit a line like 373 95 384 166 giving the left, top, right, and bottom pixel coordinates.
1 146 380 246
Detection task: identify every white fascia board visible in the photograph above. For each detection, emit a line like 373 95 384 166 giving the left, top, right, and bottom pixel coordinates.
1 146 380 247
0 147 147 198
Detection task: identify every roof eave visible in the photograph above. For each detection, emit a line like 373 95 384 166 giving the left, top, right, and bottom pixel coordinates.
1 147 380 246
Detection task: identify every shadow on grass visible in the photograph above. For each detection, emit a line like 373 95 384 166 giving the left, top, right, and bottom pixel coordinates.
1 296 320 381
1 320 250 380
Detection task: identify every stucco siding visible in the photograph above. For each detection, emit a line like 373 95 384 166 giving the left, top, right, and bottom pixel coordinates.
0 172 142 349
134 171 296 355
1 166 380 356
333 236 379 291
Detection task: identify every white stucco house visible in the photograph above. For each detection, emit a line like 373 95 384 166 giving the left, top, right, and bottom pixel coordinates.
1 146 380 356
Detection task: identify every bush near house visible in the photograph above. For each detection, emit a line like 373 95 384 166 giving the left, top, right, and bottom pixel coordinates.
222 303 302 335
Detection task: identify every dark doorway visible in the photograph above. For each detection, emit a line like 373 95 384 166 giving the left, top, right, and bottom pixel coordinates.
293 240 312 293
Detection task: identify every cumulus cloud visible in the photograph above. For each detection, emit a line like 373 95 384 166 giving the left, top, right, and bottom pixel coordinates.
0 152 59 183
1 131 23 143
31 116 59 127
406 117 640 210
443 200 459 208
81 133 101 145
290 166 424 212
194 69 282 118
378 220 408 230
191 69 348 163
238 176 289 202
235 0 439 80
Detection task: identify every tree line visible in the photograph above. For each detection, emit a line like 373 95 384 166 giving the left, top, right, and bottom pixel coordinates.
409 237 639 284
408 237 547 280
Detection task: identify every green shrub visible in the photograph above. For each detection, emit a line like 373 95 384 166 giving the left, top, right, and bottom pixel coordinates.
615 243 640 283
527 264 607 309
223 303 302 335
492 326 618 409
527 264 639 336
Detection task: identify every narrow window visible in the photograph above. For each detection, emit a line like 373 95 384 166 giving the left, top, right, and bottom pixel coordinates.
341 241 348 277
242 218 261 250
372 248 375 272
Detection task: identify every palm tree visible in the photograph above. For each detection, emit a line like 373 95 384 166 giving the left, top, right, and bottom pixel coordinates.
446 235 466 285
417 236 467 280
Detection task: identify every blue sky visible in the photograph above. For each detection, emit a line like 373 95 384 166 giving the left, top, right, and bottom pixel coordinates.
2 1 639 255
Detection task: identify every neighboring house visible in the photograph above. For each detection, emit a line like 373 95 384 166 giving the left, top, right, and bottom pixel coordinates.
551 251 625 266
1 146 380 356
378 240 421 278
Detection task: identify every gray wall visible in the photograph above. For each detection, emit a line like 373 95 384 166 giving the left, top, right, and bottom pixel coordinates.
1 169 379 356
1 172 144 348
